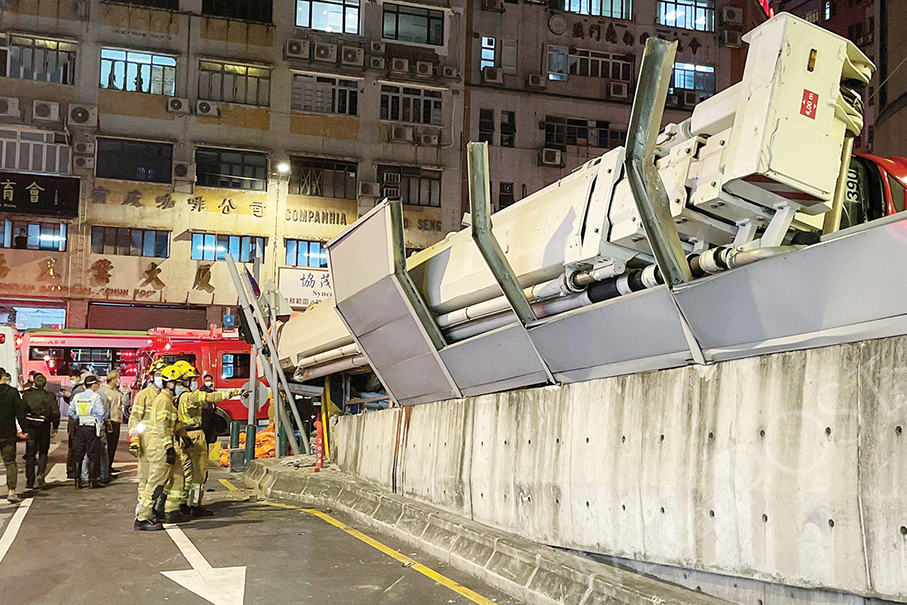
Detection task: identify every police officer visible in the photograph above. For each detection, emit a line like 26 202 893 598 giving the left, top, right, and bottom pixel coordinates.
67 375 107 489
22 373 60 490
171 361 243 518
128 359 167 501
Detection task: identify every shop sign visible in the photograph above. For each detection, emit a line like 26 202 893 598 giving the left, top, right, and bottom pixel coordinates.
278 267 332 309
0 171 80 218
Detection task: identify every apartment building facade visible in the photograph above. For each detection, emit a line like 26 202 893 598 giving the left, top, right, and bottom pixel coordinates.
463 0 756 212
0 0 465 329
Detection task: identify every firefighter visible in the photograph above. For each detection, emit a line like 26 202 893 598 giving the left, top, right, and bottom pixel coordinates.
170 360 244 518
128 359 167 502
133 364 183 530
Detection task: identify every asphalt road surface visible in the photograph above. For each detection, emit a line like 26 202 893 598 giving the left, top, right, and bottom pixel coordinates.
0 430 520 605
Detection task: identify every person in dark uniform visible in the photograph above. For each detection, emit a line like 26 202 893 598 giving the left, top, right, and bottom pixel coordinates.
13 229 27 249
22 373 60 490
63 370 83 479
0 368 25 503
199 374 220 445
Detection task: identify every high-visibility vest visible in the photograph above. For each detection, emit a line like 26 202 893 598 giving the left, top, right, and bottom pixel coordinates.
74 392 97 425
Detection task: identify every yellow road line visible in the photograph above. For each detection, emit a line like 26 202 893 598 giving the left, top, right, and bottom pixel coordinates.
218 479 239 491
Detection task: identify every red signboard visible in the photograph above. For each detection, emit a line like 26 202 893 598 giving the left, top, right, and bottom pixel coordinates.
801 89 818 119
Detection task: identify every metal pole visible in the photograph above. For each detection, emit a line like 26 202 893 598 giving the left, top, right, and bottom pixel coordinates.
823 136 855 235
229 420 240 449
624 38 692 287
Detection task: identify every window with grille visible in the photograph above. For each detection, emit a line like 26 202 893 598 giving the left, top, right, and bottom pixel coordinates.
195 147 268 191
805 9 819 23
96 138 173 183
100 48 177 95
672 62 715 98
501 111 516 148
291 74 358 115
568 49 633 81
552 0 632 19
377 165 441 207
296 0 360 34
285 239 329 268
2 220 66 251
198 60 270 106
544 116 627 151
0 129 71 175
380 85 442 125
382 3 444 46
657 0 714 31
479 109 495 143
289 158 357 200
90 226 169 258
480 37 496 70
5 35 77 84
201 0 273 23
191 233 266 262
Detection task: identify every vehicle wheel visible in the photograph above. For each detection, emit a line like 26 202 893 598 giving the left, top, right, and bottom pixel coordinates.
212 415 229 437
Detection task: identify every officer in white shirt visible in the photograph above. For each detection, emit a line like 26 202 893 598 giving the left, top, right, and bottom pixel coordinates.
67 375 108 489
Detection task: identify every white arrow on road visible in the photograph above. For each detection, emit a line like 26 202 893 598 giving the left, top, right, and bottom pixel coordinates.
162 524 246 605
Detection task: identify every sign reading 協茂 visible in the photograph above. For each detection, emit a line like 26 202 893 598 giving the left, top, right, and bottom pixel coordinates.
0 171 80 218
278 267 333 310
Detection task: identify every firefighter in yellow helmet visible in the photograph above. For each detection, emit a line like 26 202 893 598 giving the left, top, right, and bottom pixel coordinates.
134 363 184 530
128 358 168 501
170 360 244 518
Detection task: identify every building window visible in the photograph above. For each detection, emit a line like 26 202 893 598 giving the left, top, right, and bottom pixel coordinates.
90 226 169 258
295 0 359 34
100 48 177 95
805 9 819 23
195 147 268 191
285 239 329 268
0 129 70 175
116 0 180 8
544 115 627 151
382 3 444 46
198 60 270 106
221 353 251 379
377 165 441 207
5 35 77 84
501 40 517 74
569 49 634 81
380 85 442 125
547 45 569 81
672 62 715 98
657 0 714 32
2 220 66 252
499 182 515 209
291 74 358 116
552 0 632 20
479 109 495 143
289 158 357 200
481 36 496 70
96 138 173 183
201 0 272 23
191 233 266 262
501 111 516 148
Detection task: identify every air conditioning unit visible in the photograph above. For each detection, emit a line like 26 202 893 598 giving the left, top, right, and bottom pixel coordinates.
173 161 196 182
369 56 386 70
196 100 220 117
285 39 311 60
415 61 434 77
441 65 459 79
358 181 380 197
341 46 364 67
314 42 338 63
539 148 562 167
167 97 190 114
0 97 19 118
391 57 410 73
382 172 401 184
720 29 743 48
683 90 701 107
68 104 97 128
369 41 386 54
73 0 89 18
609 81 629 100
722 5 744 25
391 125 414 142
482 0 504 12
666 93 681 108
526 73 546 89
382 185 401 199
32 100 60 122
419 132 440 146
500 182 514 195
482 66 504 84
73 141 95 156
73 155 95 170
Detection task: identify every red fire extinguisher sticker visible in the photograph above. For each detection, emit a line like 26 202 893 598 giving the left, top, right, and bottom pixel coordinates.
801 89 818 119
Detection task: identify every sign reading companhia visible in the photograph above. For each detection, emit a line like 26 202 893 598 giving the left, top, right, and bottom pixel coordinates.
278 267 333 309
285 208 350 225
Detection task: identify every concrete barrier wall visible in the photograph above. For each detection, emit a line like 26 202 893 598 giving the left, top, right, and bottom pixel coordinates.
331 335 907 602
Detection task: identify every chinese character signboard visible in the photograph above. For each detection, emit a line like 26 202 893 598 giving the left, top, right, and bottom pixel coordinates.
278 267 332 309
0 171 80 218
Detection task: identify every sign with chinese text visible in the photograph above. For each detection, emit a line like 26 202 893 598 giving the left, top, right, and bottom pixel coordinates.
278 266 332 309
0 171 80 218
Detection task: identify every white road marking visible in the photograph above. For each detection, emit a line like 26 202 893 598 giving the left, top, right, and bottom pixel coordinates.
44 463 67 484
0 498 33 566
161 524 246 605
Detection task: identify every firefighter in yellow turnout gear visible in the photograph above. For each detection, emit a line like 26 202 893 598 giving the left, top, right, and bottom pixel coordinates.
127 359 167 501
170 361 243 518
